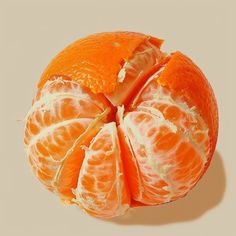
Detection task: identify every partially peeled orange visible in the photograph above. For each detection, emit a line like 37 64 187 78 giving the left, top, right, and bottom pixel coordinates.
24 31 218 218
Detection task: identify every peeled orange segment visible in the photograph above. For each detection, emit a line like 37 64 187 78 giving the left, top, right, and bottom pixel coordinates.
105 39 166 106
119 71 211 205
75 122 130 218
55 145 86 202
26 119 91 191
24 77 111 196
131 73 210 159
55 114 108 202
120 109 178 205
121 109 206 204
137 100 210 157
156 51 218 159
24 79 108 146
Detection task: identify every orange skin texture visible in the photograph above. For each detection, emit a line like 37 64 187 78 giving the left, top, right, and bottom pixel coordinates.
38 31 163 93
25 31 219 217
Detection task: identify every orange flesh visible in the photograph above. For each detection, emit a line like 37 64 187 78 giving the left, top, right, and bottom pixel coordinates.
75 122 130 218
157 51 218 160
24 32 218 218
118 78 210 204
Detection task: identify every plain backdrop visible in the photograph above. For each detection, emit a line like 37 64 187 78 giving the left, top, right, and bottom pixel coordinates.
0 0 235 236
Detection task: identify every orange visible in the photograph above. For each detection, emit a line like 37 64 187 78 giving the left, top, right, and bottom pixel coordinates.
24 31 218 218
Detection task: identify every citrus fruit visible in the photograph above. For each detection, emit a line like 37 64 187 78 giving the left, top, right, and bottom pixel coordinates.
24 31 218 218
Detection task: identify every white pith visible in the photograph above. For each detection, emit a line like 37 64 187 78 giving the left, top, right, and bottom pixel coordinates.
117 66 127 83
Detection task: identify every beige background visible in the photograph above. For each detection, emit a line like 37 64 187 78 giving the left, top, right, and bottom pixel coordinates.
0 0 235 235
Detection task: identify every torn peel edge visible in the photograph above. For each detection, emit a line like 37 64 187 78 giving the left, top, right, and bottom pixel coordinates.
36 36 166 110
37 33 164 92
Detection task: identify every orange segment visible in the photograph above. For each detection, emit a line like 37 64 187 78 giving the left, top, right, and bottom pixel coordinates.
26 118 91 192
137 100 210 156
24 77 110 196
55 121 103 202
122 109 206 205
131 70 211 157
75 122 130 218
105 39 166 105
157 51 218 159
118 73 210 205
